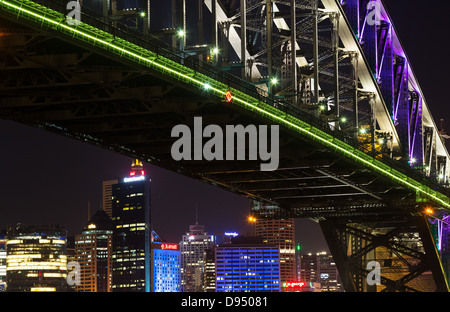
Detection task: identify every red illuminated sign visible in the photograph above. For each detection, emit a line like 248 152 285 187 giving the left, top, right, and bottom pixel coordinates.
130 171 136 176
225 90 233 103
161 243 178 250
284 281 305 288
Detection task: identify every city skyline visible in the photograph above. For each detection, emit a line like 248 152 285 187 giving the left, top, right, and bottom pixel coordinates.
0 119 329 253
0 0 449 259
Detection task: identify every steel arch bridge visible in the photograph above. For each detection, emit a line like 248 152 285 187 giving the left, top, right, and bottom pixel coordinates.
0 0 450 291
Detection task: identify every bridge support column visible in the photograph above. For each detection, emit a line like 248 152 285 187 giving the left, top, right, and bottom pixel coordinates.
330 12 340 129
290 0 297 105
320 214 449 292
241 0 247 80
312 0 319 106
350 51 359 137
266 0 273 80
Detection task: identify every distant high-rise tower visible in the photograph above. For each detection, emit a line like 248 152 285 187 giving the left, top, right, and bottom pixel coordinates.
180 215 213 292
255 218 296 289
111 159 151 292
151 242 181 292
300 251 342 292
215 236 281 292
75 210 113 292
6 224 68 292
102 179 118 218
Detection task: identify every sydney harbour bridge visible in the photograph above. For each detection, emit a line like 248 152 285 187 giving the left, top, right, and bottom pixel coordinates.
0 0 449 291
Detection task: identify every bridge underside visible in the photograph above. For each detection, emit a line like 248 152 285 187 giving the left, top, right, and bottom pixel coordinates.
0 18 419 215
320 215 448 292
0 10 447 292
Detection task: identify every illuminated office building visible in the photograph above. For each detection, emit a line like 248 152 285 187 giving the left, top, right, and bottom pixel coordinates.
152 242 180 292
111 159 151 292
180 223 213 292
215 236 281 292
300 251 342 292
203 232 240 292
75 210 113 292
203 248 216 292
6 224 68 292
255 218 296 290
0 232 6 291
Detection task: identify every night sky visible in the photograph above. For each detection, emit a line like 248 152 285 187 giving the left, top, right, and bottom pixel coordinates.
0 0 448 254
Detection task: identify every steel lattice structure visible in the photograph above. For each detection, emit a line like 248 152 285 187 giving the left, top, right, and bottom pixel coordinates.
0 0 450 291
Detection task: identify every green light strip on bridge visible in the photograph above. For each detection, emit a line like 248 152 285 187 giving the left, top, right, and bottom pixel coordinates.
1 0 449 209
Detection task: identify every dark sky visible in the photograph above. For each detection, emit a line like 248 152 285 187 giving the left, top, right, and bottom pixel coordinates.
0 0 448 254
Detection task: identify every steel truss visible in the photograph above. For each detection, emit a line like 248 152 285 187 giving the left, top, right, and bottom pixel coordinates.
320 214 449 292
1 0 450 293
202 0 450 185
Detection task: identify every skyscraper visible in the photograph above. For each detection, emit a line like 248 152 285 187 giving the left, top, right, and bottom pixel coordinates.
75 210 113 292
255 218 296 289
180 223 213 292
300 251 342 292
203 248 216 292
215 236 281 292
151 242 180 292
6 224 68 292
111 159 151 292
102 179 118 219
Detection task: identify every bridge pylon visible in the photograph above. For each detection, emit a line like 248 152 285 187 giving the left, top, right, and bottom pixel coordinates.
319 214 449 292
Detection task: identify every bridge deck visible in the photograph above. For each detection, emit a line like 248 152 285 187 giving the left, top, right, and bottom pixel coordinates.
0 0 449 217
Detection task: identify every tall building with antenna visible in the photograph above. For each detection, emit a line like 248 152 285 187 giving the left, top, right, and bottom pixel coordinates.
179 208 213 292
111 159 151 292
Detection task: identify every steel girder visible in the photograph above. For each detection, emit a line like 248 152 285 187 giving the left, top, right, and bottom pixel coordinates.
320 215 449 292
0 24 425 218
1 0 450 213
0 0 450 292
343 0 449 184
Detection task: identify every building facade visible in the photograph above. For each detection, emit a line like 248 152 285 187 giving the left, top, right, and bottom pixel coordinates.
152 242 180 292
102 179 118 219
75 210 113 292
255 218 296 290
300 251 342 292
180 224 213 292
111 159 151 292
6 224 68 292
215 238 281 292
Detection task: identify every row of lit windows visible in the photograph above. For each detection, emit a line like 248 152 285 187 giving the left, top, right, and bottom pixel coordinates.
126 193 144 198
7 239 65 245
216 257 279 264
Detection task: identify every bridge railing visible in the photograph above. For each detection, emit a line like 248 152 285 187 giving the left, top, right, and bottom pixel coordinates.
4 0 450 198
28 0 356 144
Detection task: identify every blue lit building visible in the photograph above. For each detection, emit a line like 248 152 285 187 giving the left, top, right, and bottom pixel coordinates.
111 159 151 292
151 242 180 292
215 237 281 292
